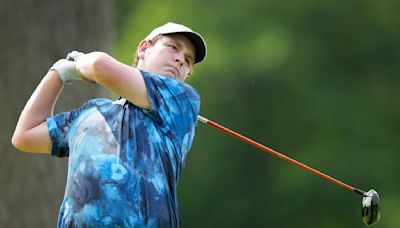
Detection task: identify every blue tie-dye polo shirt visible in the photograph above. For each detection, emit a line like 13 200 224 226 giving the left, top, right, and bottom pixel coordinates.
47 70 200 228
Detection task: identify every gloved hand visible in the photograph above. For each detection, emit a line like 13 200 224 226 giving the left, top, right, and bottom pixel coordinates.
50 59 80 84
49 51 84 84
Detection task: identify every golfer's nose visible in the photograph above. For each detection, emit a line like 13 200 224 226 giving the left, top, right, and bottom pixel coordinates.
174 53 184 67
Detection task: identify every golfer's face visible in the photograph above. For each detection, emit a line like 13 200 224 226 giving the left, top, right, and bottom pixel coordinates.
143 34 195 81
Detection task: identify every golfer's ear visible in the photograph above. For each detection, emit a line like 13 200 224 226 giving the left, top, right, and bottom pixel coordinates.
137 39 151 60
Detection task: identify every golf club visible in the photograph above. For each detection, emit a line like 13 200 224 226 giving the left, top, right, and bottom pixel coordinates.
198 115 380 226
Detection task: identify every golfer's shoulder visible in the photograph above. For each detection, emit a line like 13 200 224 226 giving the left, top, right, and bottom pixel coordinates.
167 81 200 110
164 77 200 101
183 82 200 103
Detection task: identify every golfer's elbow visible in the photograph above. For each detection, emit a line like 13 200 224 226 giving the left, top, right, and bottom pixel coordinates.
11 131 31 152
11 131 49 153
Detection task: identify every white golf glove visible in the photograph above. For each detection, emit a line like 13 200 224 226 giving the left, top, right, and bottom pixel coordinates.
49 51 84 84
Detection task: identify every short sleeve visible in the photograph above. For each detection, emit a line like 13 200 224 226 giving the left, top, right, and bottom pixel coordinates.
46 103 88 157
140 70 200 141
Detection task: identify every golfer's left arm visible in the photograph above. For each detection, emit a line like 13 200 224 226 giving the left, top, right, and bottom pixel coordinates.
12 70 63 153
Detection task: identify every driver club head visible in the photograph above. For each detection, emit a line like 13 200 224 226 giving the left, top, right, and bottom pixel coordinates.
362 189 380 226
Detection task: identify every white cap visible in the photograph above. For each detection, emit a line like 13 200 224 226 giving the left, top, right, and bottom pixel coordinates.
146 22 207 64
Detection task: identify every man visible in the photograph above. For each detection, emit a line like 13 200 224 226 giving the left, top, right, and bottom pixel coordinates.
12 22 207 227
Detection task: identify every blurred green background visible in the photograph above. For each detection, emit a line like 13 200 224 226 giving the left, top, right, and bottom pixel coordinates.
115 0 399 227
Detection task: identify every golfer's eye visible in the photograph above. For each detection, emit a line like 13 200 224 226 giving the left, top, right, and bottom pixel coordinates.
167 44 178 50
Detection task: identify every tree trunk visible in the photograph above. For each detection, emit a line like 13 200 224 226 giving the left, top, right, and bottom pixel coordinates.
0 0 114 227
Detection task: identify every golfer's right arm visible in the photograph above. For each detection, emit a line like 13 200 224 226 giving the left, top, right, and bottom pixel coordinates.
11 70 63 153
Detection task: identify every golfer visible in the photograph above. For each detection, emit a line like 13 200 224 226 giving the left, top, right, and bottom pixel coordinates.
12 22 206 227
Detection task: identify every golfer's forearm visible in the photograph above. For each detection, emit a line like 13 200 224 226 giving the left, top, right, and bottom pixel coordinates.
19 70 63 126
12 70 63 151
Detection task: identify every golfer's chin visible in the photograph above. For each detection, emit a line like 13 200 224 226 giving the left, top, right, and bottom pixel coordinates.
163 72 176 78
160 70 180 80
138 67 177 79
